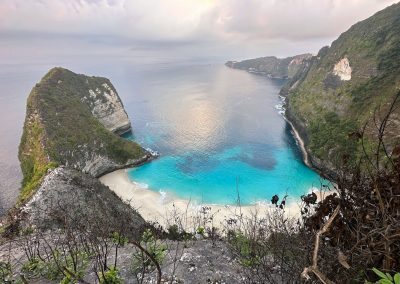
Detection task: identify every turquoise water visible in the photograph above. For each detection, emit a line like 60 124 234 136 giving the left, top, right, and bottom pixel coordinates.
124 64 325 205
0 58 324 210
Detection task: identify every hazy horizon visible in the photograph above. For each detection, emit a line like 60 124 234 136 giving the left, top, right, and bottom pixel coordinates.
1 0 398 64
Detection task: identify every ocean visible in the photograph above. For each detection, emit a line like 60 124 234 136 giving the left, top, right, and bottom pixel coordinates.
0 53 325 213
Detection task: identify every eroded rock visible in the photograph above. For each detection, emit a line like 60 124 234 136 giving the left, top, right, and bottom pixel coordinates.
333 57 352 81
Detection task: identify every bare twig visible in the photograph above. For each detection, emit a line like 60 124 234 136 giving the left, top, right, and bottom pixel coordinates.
301 205 340 284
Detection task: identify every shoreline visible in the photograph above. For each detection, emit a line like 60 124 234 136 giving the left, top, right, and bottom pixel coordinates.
100 94 335 231
99 169 332 231
284 116 311 168
283 110 337 181
277 94 311 169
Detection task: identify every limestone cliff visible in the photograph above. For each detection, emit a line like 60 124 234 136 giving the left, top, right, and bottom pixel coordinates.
18 67 150 204
226 4 400 177
225 54 312 79
23 166 147 239
284 3 400 175
84 81 131 135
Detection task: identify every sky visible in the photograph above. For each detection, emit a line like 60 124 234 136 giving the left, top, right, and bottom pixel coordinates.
0 0 399 62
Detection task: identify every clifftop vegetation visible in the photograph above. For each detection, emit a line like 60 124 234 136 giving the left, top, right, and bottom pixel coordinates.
286 2 400 171
18 67 148 205
226 53 312 79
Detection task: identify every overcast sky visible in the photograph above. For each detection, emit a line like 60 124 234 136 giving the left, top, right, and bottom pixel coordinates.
0 0 398 61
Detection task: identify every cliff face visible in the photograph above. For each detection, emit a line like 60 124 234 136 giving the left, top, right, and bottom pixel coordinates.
226 54 312 79
23 166 146 239
285 3 400 174
18 67 150 204
83 81 131 135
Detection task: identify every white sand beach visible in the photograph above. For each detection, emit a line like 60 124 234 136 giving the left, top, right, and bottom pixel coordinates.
99 169 334 231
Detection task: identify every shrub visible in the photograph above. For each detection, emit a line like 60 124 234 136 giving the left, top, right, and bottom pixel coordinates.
98 266 122 284
365 268 400 284
131 229 167 273
0 261 13 284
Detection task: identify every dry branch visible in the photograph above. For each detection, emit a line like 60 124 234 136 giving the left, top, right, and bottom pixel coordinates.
301 205 340 284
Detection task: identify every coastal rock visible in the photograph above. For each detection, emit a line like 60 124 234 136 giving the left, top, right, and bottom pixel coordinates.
226 53 312 79
7 67 152 246
333 57 352 80
23 166 146 239
84 82 131 135
283 3 400 175
18 67 149 204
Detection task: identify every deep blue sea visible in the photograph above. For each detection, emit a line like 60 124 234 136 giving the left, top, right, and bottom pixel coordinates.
122 64 325 205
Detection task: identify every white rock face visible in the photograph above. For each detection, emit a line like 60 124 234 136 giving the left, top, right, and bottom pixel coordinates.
82 83 131 134
61 142 149 177
333 57 352 81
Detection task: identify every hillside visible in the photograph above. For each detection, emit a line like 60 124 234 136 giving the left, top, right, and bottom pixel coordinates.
226 53 312 78
18 67 150 204
285 3 400 174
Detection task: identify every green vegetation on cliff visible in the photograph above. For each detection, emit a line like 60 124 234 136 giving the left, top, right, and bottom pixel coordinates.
226 54 312 79
286 3 400 169
18 68 147 205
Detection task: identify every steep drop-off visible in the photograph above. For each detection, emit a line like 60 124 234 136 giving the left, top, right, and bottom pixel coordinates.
228 3 400 176
226 54 312 79
285 3 400 174
18 67 150 204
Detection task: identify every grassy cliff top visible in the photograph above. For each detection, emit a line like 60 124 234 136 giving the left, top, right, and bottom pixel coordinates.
18 67 147 205
287 3 400 168
226 54 312 78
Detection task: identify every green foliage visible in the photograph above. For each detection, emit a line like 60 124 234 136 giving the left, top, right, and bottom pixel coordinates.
17 67 146 206
166 224 192 241
228 231 261 267
196 226 205 236
0 261 13 283
287 3 400 166
98 266 122 284
308 112 359 164
365 268 400 284
21 258 42 278
112 232 129 246
17 116 59 205
59 251 89 283
167 224 180 240
20 227 34 236
18 161 58 205
21 257 59 280
131 229 166 273
227 54 311 79
21 250 89 282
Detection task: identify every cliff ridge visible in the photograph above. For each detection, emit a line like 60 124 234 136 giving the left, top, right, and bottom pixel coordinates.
18 67 150 204
226 53 312 79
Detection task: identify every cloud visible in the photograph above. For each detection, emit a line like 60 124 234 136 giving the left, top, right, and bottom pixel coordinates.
196 0 399 41
0 0 398 57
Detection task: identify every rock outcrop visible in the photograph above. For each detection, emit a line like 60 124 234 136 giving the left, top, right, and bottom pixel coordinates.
226 54 312 79
23 166 147 240
333 57 352 81
227 3 400 177
284 2 400 175
0 66 155 251
84 82 131 135
18 67 150 204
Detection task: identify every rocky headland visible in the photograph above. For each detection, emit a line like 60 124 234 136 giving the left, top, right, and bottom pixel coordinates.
0 67 158 243
225 53 312 79
229 3 400 179
17 67 153 206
